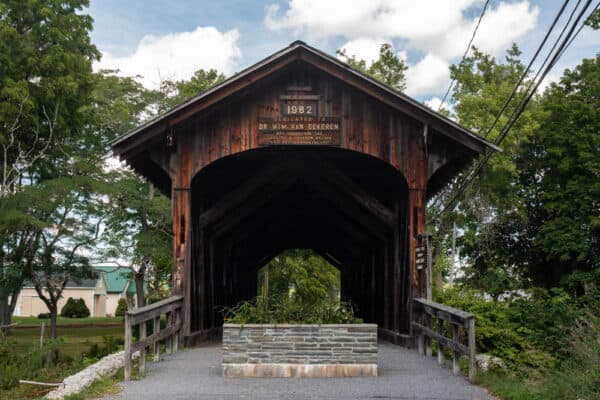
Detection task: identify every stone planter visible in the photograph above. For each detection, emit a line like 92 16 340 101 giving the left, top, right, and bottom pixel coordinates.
222 323 378 378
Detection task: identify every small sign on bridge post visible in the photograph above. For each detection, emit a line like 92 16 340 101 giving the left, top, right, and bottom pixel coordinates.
416 232 433 301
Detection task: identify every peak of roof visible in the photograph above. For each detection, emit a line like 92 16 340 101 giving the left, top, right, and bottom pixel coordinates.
111 41 499 155
289 40 307 47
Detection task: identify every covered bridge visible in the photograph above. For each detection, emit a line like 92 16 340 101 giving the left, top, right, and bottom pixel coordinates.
111 41 497 347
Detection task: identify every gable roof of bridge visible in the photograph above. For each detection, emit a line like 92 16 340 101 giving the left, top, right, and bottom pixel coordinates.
111 40 499 157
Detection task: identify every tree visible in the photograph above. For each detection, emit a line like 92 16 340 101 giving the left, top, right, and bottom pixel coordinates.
337 43 408 92
516 54 600 287
433 45 543 294
157 68 226 113
83 70 172 306
104 175 172 307
20 175 109 339
259 249 340 305
0 0 99 331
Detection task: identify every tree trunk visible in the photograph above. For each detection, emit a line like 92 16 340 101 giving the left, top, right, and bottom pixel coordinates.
49 305 58 339
135 268 146 308
45 305 59 364
8 285 19 318
0 288 10 334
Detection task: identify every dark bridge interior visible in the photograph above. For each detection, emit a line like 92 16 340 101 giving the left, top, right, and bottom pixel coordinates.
189 147 411 338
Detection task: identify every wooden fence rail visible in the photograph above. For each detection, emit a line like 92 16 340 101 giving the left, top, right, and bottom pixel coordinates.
124 295 183 381
411 298 476 382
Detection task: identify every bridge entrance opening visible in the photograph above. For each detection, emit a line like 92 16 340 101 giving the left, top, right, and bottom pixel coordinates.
188 147 410 343
257 249 341 306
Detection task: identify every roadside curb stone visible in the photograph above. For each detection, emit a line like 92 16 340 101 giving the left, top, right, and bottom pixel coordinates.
46 350 138 399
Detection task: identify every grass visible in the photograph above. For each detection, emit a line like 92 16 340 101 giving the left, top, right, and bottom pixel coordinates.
62 371 124 400
1 317 125 399
476 372 538 400
12 316 124 327
6 317 124 358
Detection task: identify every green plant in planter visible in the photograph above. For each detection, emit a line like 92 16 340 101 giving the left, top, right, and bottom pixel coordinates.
222 296 362 324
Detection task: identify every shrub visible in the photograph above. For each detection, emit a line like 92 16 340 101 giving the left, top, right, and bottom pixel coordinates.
37 312 51 319
435 287 558 374
84 336 124 360
536 310 600 399
222 296 362 324
115 298 128 317
60 298 90 318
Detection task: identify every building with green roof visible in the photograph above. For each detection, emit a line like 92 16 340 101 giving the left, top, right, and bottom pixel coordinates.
94 266 148 316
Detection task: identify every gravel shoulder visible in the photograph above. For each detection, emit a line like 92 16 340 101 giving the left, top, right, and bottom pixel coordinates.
103 341 492 400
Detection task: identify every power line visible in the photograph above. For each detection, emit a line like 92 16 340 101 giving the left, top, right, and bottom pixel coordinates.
437 0 491 111
557 2 600 61
430 0 574 213
482 0 574 138
436 0 595 217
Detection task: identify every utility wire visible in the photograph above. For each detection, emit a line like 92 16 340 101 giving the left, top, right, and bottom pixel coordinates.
482 0 574 138
437 0 491 111
557 2 600 61
437 0 595 217
430 0 573 213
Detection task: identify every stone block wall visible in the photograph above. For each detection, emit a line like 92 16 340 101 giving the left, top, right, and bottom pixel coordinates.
222 324 378 377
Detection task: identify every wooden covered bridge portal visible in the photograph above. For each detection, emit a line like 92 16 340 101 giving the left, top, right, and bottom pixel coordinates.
111 41 497 348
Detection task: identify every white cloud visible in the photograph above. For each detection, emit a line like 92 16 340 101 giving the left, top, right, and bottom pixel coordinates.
405 53 449 97
95 26 242 89
337 38 390 65
266 1 540 97
265 0 478 41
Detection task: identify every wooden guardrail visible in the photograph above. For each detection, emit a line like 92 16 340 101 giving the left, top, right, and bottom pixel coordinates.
124 295 183 380
411 298 476 381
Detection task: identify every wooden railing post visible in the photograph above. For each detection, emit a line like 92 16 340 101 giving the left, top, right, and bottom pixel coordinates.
468 317 476 382
139 320 146 374
166 311 172 354
437 319 444 366
124 313 132 381
452 323 460 374
153 316 160 362
173 309 179 353
424 313 432 357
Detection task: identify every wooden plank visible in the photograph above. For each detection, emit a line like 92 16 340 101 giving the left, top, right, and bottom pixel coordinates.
166 311 172 354
393 203 401 333
139 318 146 373
127 295 184 317
412 298 474 327
311 157 396 226
153 317 160 362
468 318 476 382
411 322 469 354
124 314 132 381
129 301 182 326
132 321 183 354
212 172 302 237
452 323 460 374
437 319 444 366
196 162 288 227
128 297 183 326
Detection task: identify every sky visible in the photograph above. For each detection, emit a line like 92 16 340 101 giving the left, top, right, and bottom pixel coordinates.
87 0 599 107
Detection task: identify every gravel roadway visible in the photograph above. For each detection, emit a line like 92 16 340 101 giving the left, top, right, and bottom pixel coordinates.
104 341 492 400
